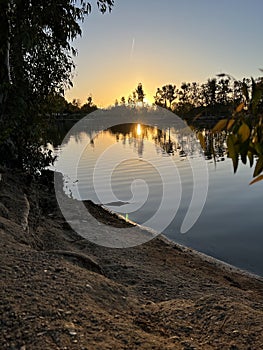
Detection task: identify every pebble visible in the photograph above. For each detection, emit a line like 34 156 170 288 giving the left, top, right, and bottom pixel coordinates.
69 330 77 336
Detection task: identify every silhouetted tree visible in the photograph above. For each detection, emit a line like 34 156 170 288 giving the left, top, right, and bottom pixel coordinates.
136 83 145 103
166 84 176 108
73 99 82 109
44 94 69 115
175 82 195 115
216 78 232 105
189 82 202 107
128 95 133 105
155 76 247 120
154 84 176 109
154 88 165 107
81 95 97 113
203 79 217 107
0 0 114 172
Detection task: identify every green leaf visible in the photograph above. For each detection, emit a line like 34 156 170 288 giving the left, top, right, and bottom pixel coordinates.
197 132 206 150
238 123 250 143
227 134 238 173
236 102 245 113
247 151 254 168
253 156 263 177
212 119 228 132
226 119 236 130
255 143 263 155
241 152 247 165
250 174 263 185
239 140 249 165
192 112 203 121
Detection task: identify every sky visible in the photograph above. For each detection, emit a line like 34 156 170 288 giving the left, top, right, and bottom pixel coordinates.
65 0 263 107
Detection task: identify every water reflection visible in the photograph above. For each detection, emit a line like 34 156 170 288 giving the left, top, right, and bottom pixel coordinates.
49 120 230 165
89 123 199 159
197 129 227 161
49 119 233 170
89 123 175 158
51 119 263 276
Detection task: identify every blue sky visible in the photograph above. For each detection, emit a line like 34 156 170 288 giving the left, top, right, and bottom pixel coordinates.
65 0 263 106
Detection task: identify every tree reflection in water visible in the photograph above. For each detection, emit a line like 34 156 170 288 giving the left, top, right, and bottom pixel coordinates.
101 123 228 161
48 121 230 164
197 129 227 161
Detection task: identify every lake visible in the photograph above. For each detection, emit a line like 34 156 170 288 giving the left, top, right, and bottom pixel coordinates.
51 107 263 277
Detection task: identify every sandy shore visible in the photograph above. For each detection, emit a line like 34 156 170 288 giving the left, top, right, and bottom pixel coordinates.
0 169 262 349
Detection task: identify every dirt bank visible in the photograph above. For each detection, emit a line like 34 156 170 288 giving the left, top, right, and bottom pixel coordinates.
0 169 262 350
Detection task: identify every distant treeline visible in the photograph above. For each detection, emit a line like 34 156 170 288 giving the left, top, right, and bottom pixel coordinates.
114 76 263 123
153 75 263 121
45 95 97 118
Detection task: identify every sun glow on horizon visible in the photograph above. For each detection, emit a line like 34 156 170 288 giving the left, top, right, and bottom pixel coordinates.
65 80 157 108
136 123 142 136
143 97 154 106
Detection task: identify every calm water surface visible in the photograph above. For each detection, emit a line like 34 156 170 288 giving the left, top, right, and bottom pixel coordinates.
52 121 263 277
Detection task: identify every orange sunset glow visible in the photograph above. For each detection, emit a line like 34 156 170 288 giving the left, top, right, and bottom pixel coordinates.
65 1 263 107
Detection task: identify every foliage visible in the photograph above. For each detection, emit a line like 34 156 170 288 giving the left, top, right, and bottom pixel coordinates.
80 95 97 113
212 75 263 183
154 84 176 109
43 94 97 116
135 83 145 103
0 0 113 174
155 74 263 182
154 76 249 119
117 83 146 107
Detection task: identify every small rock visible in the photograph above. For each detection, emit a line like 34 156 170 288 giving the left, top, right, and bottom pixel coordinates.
69 330 77 336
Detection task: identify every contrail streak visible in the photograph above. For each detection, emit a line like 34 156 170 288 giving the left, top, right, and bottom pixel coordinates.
130 37 135 61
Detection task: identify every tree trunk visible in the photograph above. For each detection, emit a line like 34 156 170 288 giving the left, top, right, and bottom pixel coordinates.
0 0 11 120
